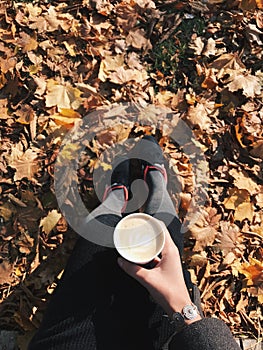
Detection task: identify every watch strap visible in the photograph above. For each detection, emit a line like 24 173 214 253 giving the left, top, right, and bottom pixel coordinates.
171 303 200 330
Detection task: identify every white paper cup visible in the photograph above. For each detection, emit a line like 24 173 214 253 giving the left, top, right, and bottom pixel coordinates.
113 213 166 265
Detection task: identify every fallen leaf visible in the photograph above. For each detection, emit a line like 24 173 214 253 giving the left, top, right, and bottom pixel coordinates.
250 140 263 159
14 104 35 125
227 73 261 98
186 103 213 130
49 109 82 126
7 146 40 182
229 168 259 194
224 188 254 222
0 56 17 74
0 259 14 284
189 36 204 55
239 258 263 287
45 79 82 110
109 66 148 85
217 221 243 255
98 54 124 82
17 231 35 255
209 53 246 70
201 68 218 89
17 32 38 53
40 210 62 235
187 208 220 251
126 28 152 50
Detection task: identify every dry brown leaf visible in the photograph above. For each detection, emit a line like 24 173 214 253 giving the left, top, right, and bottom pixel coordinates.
14 104 35 125
202 38 218 57
98 54 124 82
109 66 148 85
126 28 152 50
17 32 38 53
133 0 156 8
256 0 263 8
0 259 14 284
189 37 204 55
0 56 17 74
224 188 254 222
250 140 263 159
40 210 62 235
187 208 220 251
255 190 263 206
186 103 212 130
201 68 218 89
229 168 259 194
227 73 261 98
0 98 9 119
17 231 35 255
239 0 261 10
45 79 82 110
7 146 40 182
246 23 263 45
217 221 243 255
209 53 246 70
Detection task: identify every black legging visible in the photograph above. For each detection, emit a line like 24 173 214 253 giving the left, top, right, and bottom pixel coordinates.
29 172 191 350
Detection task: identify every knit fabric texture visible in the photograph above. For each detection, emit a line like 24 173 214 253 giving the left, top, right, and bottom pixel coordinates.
169 318 241 350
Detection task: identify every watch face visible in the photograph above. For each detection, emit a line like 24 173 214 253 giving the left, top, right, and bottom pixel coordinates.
172 312 185 329
182 304 198 320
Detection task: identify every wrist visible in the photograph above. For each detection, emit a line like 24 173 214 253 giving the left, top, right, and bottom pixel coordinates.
165 290 193 319
165 294 202 327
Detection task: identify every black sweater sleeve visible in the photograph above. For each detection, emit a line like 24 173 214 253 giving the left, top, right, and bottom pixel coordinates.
169 318 241 350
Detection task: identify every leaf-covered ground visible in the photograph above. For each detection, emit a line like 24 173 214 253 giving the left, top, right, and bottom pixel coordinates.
0 0 262 345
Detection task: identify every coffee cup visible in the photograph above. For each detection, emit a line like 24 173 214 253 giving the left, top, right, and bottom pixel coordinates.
113 213 166 265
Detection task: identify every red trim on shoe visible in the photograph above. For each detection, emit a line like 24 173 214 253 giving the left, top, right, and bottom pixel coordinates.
102 185 129 213
143 165 168 184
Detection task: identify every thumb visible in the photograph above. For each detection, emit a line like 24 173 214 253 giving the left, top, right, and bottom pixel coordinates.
117 257 149 282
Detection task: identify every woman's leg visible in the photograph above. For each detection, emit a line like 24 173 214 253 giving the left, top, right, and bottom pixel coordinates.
143 169 183 255
29 181 158 350
77 187 126 250
28 235 157 350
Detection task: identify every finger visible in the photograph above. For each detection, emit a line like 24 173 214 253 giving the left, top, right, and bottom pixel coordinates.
161 226 179 256
117 257 150 281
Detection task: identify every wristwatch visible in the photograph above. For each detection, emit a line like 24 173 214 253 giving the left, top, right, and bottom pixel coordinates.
171 303 199 330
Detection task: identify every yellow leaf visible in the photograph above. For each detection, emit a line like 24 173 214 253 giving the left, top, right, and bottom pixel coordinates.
29 64 41 75
50 115 80 126
234 201 254 222
59 143 81 162
50 109 81 126
40 210 62 235
239 258 263 286
99 162 112 172
224 188 254 222
224 188 249 209
59 108 81 118
50 108 81 127
15 267 24 277
63 41 76 56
